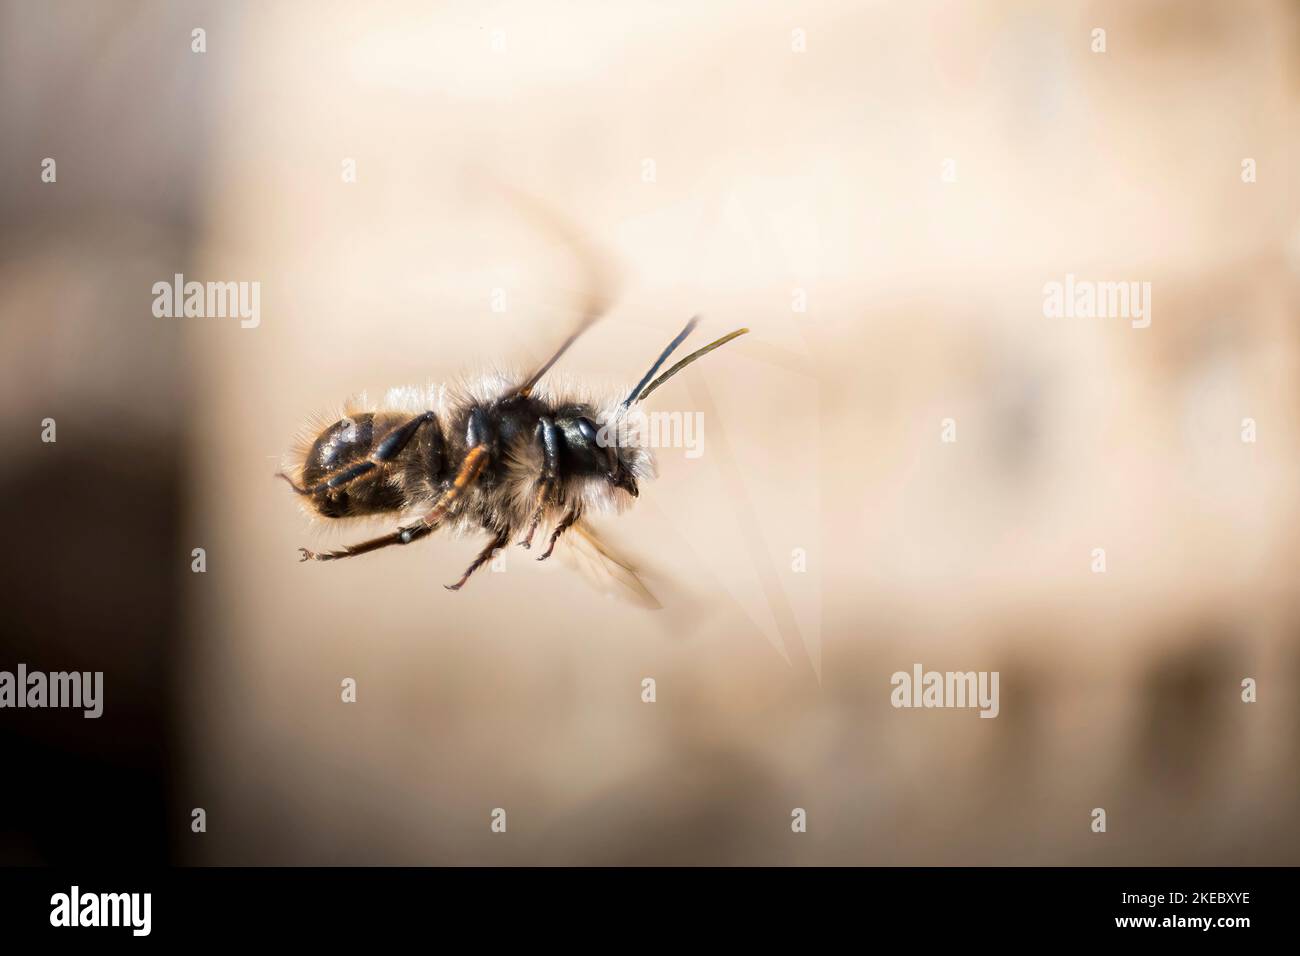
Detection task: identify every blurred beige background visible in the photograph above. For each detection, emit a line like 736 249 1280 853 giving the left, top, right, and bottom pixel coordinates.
3 0 1299 864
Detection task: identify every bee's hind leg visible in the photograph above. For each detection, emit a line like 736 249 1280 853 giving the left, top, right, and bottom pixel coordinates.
537 506 582 561
444 528 510 591
517 416 560 549
297 519 435 562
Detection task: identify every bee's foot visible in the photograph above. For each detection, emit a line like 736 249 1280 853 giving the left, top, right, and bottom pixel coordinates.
444 581 465 591
298 547 317 562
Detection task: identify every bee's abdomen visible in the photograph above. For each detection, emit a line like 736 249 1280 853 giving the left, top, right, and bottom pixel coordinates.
300 411 444 518
301 414 377 487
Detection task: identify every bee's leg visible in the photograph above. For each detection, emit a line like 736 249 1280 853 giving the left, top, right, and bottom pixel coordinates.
444 528 510 591
298 445 489 562
537 506 582 561
281 411 437 496
518 416 559 549
297 519 435 562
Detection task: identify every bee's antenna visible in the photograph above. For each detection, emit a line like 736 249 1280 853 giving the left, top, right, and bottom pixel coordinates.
621 316 699 408
631 327 749 404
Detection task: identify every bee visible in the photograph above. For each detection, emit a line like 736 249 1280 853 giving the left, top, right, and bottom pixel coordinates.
278 314 747 599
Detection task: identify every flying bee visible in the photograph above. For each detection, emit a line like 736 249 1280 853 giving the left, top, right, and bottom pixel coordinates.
278 315 747 599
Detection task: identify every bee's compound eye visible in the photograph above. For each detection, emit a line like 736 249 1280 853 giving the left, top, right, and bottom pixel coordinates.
577 417 599 444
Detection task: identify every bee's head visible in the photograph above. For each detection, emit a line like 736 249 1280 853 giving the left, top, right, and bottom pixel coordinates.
556 408 643 498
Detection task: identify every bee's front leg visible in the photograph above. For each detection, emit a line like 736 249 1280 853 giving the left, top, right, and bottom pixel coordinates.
518 416 559 549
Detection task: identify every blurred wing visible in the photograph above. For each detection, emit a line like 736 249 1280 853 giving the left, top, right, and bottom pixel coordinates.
560 520 662 609
476 174 621 396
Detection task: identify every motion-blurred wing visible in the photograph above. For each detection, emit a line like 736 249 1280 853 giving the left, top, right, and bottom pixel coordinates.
560 520 662 609
479 175 620 396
